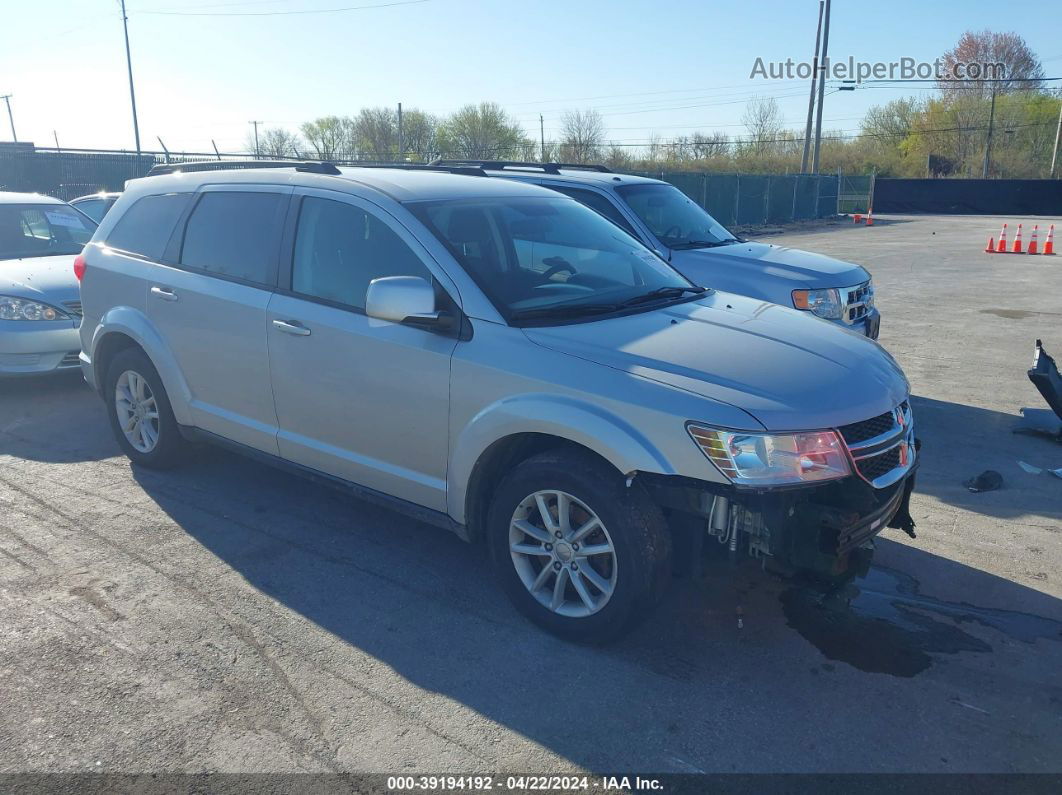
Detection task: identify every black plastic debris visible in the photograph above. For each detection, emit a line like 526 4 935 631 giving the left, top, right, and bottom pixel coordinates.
1028 339 1062 421
963 470 1003 493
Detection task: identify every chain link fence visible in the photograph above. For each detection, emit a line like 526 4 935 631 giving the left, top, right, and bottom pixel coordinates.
0 148 871 224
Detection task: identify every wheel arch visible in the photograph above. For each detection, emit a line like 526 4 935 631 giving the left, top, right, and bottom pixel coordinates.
87 307 193 426
450 395 678 541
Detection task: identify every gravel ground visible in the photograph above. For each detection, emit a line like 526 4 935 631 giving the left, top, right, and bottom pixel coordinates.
1 213 1060 776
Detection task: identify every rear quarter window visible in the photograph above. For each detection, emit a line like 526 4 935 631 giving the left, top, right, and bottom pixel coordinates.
106 193 192 261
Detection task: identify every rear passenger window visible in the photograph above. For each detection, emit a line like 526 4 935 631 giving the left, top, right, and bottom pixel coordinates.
291 197 431 311
180 192 286 285
106 193 191 260
549 186 638 236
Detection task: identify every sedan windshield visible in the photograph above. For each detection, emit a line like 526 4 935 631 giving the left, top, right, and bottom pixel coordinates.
617 183 737 249
0 203 97 261
410 197 700 325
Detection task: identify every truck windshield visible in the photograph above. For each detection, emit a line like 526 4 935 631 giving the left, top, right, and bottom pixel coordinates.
0 203 97 261
410 196 699 325
616 184 737 250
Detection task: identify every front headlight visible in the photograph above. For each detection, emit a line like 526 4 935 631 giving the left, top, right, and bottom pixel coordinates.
0 295 68 321
688 424 851 485
792 287 843 319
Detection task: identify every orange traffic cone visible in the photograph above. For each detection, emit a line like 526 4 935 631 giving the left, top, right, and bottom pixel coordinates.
1027 225 1039 255
865 210 874 226
1012 223 1024 253
1045 225 1056 255
985 237 996 253
997 223 1008 252
853 213 863 223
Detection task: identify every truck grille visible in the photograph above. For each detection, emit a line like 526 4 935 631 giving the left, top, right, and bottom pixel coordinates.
842 281 874 325
839 400 915 488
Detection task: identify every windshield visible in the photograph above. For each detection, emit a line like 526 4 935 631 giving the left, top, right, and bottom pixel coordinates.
0 203 97 260
410 196 699 325
617 184 736 249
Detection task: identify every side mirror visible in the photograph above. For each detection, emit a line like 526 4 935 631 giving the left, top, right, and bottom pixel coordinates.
365 275 453 331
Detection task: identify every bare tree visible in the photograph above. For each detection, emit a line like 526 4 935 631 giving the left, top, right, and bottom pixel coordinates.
244 127 301 158
559 108 605 163
741 96 783 155
938 31 1045 99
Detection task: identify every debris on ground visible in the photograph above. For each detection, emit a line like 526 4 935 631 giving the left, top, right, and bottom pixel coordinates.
1017 461 1062 479
963 470 1004 492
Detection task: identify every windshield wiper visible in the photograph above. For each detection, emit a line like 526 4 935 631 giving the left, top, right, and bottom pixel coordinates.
509 303 623 323
670 239 740 250
617 286 707 308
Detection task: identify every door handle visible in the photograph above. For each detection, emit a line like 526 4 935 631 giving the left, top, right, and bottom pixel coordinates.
272 319 311 336
150 286 178 302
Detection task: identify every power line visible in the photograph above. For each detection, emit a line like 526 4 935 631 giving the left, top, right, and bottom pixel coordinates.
137 0 429 16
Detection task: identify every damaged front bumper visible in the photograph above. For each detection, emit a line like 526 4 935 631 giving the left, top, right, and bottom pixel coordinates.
642 459 918 583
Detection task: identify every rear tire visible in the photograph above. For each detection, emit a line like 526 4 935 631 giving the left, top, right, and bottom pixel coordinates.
105 347 188 469
487 448 671 643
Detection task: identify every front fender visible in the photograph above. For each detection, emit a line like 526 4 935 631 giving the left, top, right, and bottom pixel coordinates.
447 393 679 524
86 306 193 426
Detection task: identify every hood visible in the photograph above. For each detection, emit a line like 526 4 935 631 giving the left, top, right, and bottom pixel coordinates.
0 255 81 304
523 291 908 432
670 241 869 300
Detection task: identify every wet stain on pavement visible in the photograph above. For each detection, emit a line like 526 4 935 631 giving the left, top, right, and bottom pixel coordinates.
781 566 1062 677
980 308 1062 320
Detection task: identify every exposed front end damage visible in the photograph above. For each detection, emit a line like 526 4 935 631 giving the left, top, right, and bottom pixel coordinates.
643 400 920 584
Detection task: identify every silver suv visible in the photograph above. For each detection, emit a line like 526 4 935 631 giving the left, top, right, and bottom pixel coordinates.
78 161 918 642
433 161 880 338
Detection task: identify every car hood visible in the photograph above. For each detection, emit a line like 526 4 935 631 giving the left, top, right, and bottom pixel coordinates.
670 241 868 297
0 255 81 304
523 291 908 432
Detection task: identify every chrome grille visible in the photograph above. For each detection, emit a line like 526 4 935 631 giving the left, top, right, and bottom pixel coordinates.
839 400 915 488
62 300 83 317
842 281 874 325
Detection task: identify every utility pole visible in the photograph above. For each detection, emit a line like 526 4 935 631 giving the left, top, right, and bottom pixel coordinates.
1 95 16 142
540 114 546 162
811 0 832 174
982 87 997 179
397 102 403 161
249 120 262 158
119 0 141 156
1050 97 1062 178
800 1 824 173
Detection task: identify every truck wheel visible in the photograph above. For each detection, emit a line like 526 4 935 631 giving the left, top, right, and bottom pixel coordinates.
487 448 671 643
105 347 188 469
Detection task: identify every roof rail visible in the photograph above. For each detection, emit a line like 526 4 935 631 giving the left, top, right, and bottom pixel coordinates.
144 160 486 178
146 160 341 177
429 159 612 174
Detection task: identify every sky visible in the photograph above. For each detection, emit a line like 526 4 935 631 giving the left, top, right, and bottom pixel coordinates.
2 0 1060 155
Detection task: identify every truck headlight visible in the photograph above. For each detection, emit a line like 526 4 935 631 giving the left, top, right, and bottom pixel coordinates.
688 424 851 485
792 287 843 319
0 296 68 321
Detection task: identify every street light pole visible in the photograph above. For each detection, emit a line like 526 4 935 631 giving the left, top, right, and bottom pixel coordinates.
1 94 17 142
120 0 142 156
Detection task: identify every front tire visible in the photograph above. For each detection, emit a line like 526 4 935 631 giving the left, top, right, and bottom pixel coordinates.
487 449 671 643
105 347 188 469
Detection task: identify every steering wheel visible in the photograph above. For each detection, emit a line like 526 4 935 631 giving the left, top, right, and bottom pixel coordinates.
542 256 578 280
